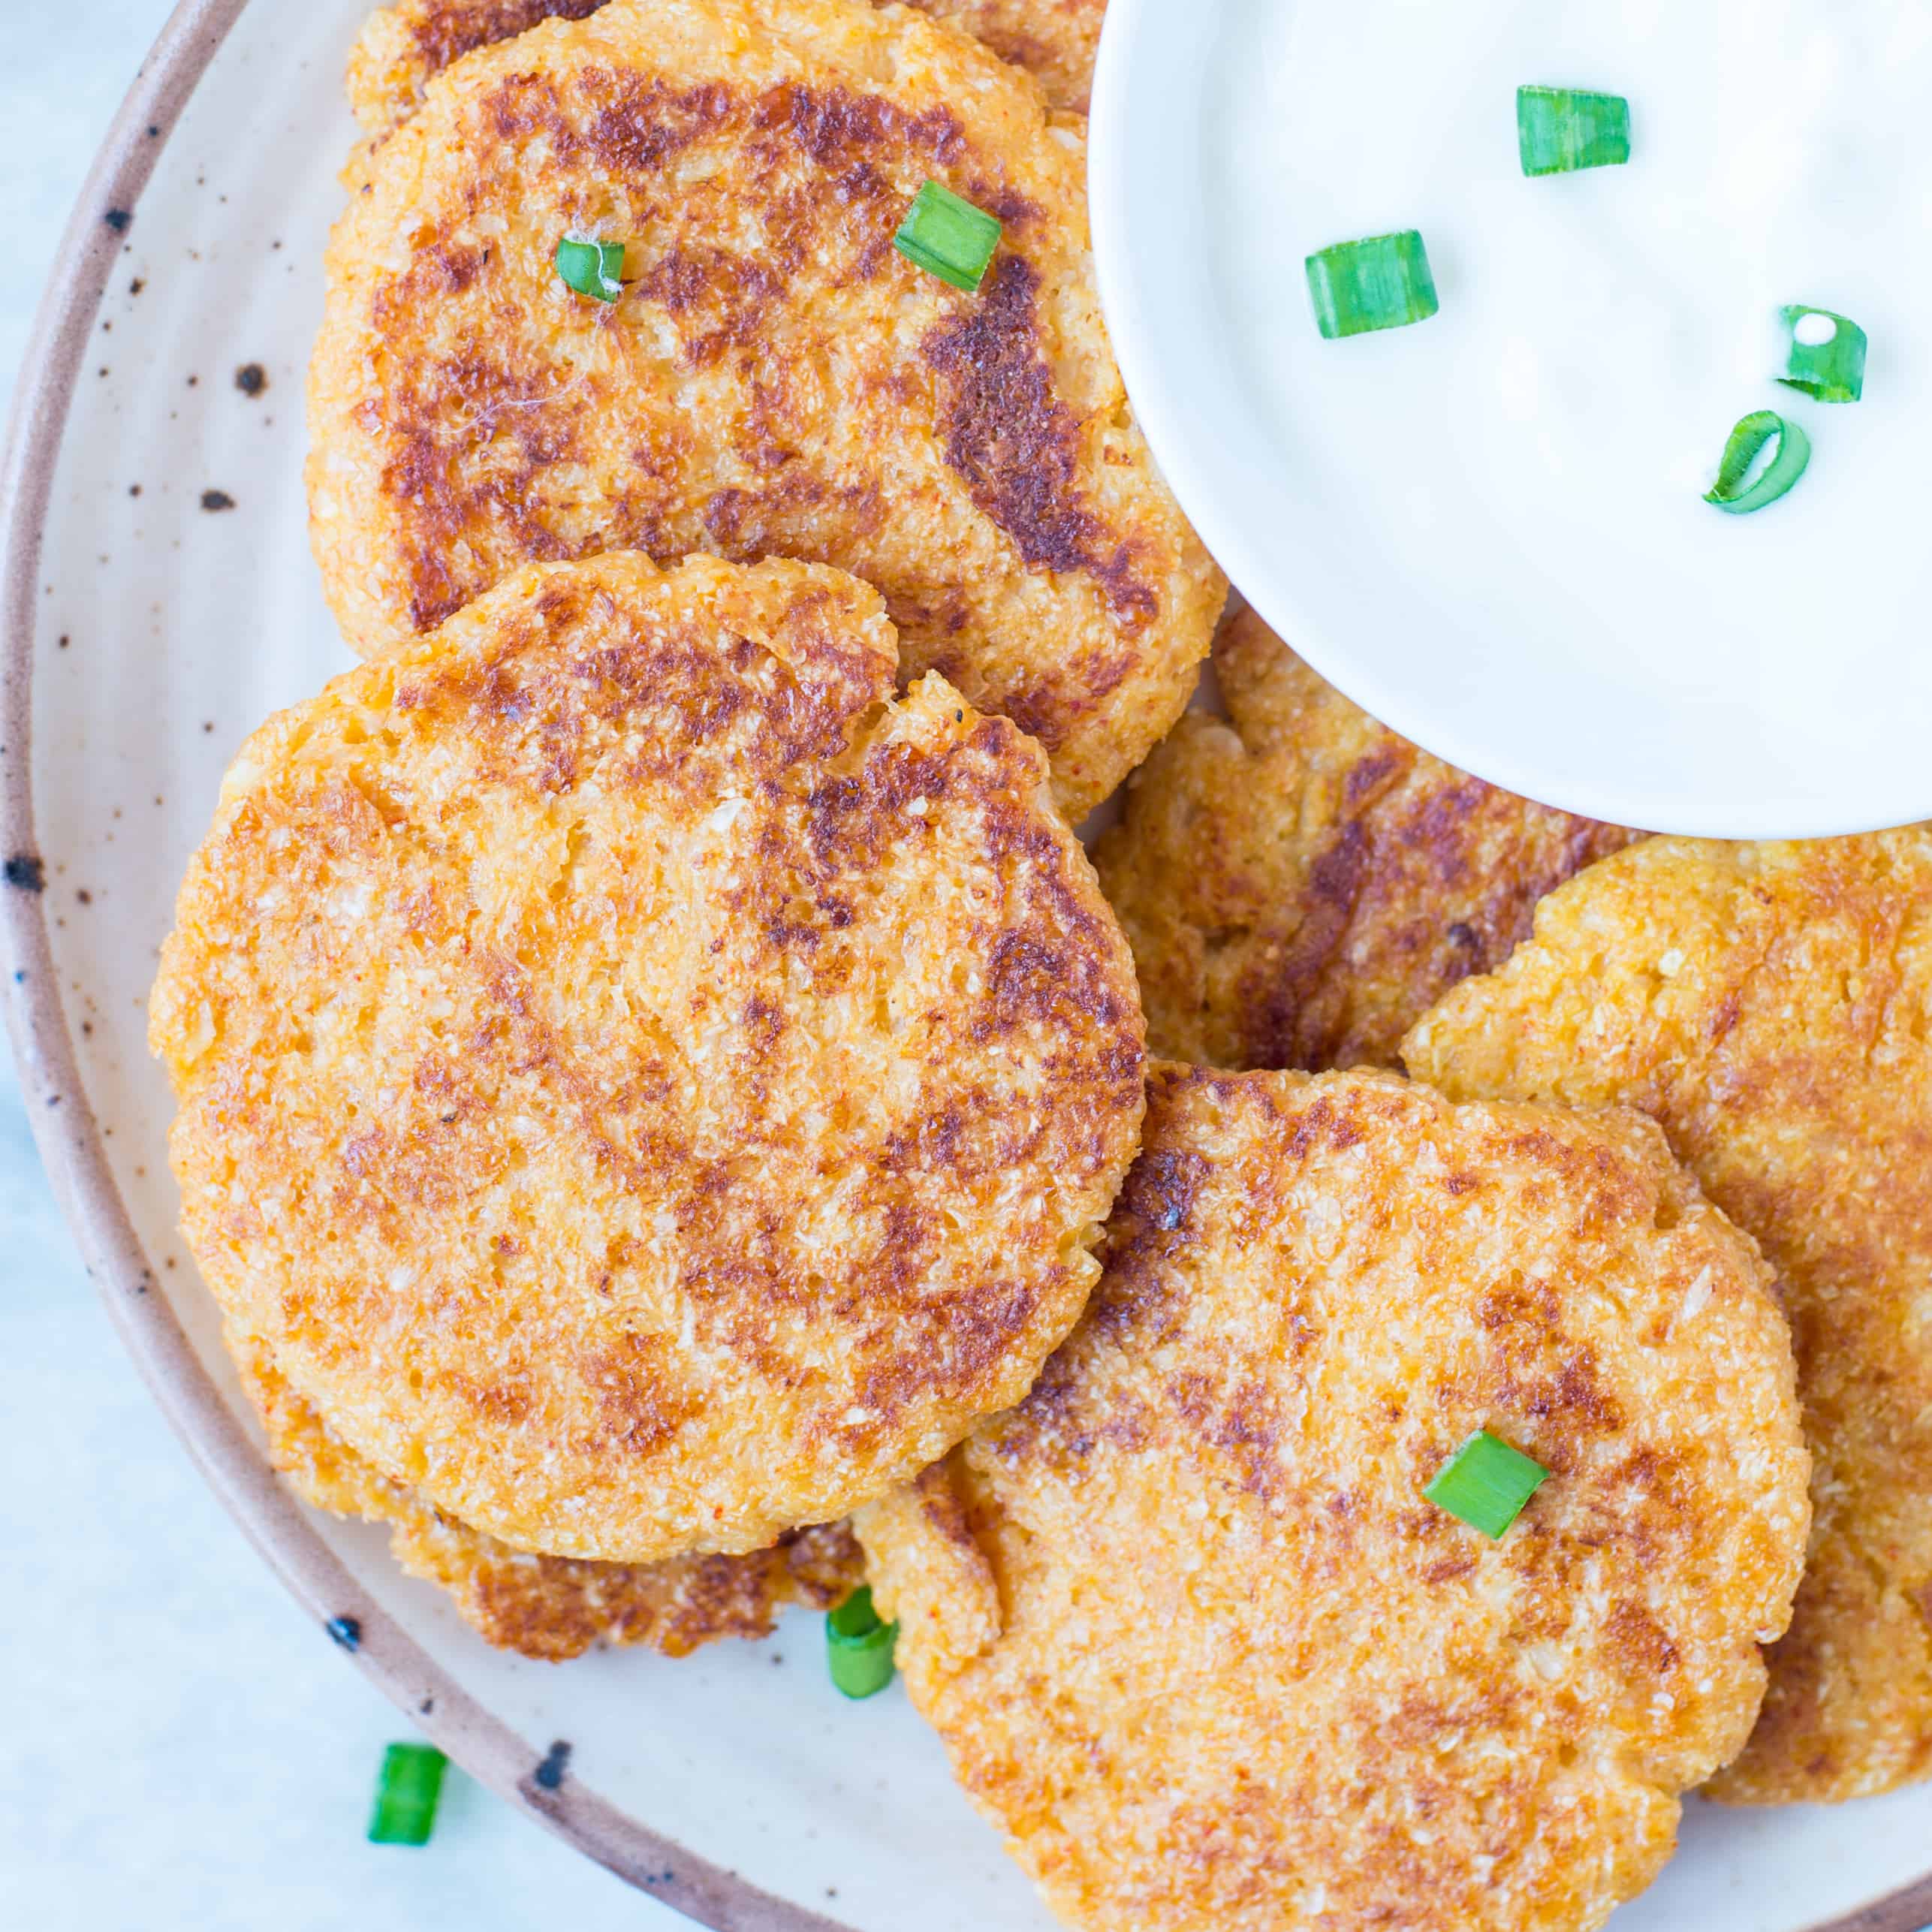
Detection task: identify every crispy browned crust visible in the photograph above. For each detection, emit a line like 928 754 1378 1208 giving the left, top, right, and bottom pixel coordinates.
347 0 1106 125
1403 833 1932 1804
237 1333 861 1662
1094 609 1641 1071
151 553 1145 1564
312 0 1220 820
861 1066 1810 1932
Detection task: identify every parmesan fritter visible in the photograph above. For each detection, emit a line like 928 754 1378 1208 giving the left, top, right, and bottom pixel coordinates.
861 1065 1810 1932
237 1334 862 1661
310 0 1221 820
152 553 1145 1565
1093 610 1640 1069
347 0 1107 126
1403 832 1932 1805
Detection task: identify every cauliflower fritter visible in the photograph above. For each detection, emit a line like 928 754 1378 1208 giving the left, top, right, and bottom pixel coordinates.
1403 832 1932 1804
861 1065 1810 1932
310 0 1220 819
1094 610 1640 1069
1097 610 1638 1074
237 1334 862 1661
152 553 1145 1565
347 0 1106 126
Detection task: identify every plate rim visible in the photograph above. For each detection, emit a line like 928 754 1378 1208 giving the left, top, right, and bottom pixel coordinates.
0 3 1925 1928
0 4 842 1925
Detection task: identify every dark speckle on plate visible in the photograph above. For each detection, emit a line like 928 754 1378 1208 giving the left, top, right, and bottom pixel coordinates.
200 490 234 512
5 855 46 893
324 1616 363 1652
103 208 131 234
235 363 268 397
532 1740 572 1792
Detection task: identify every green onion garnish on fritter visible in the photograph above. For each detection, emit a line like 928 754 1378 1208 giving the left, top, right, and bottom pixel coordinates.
367 1742 448 1846
556 237 625 303
1304 231 1439 340
893 180 1003 293
827 1585 899 1699
1425 1430 1548 1539
1704 409 1812 514
1517 86 1632 176
1777 306 1866 405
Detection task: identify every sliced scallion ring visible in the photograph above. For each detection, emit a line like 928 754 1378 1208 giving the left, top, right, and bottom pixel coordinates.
893 180 1002 293
1777 305 1866 404
1425 1430 1548 1539
367 1742 448 1846
556 237 625 303
1517 86 1632 176
1304 230 1439 340
1704 410 1812 515
827 1586 899 1699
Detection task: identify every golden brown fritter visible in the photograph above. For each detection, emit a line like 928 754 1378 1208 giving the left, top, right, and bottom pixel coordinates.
311 0 1221 820
1093 610 1641 1069
152 553 1145 1565
1403 833 1932 1805
347 0 1107 126
237 1334 863 1662
861 1065 1810 1932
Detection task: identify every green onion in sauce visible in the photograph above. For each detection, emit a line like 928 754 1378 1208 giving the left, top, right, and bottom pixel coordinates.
1425 1430 1548 1539
556 237 625 303
1704 409 1812 514
367 1743 448 1846
1777 306 1866 405
1304 231 1439 339
1517 86 1632 176
827 1586 899 1699
893 180 1003 293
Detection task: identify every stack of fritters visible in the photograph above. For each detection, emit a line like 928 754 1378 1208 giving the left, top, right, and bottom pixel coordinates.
145 2 1932 1927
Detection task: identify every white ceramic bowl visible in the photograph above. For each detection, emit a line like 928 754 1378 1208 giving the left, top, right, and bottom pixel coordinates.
1089 0 1932 837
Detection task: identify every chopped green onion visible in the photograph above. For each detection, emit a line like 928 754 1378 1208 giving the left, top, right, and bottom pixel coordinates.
1777 305 1866 405
1704 409 1812 515
1425 1429 1548 1539
1304 231 1439 340
368 1743 448 1846
827 1586 898 1699
1517 86 1632 176
555 237 625 303
893 180 1003 294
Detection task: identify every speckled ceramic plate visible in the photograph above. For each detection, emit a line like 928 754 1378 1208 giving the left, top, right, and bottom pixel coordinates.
2 5 1930 1928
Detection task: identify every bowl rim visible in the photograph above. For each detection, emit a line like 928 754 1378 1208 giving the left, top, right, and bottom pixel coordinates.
0 3 840 1924
0 3 1927 1927
1085 0 1932 841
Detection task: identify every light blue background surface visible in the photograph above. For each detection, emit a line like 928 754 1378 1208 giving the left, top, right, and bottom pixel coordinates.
0 7 674 1927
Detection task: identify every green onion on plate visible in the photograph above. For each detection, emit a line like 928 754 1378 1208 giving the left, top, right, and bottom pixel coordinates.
1304 231 1438 340
1425 1430 1548 1539
1777 306 1866 404
368 1742 448 1846
827 1586 899 1699
893 180 1003 293
1704 409 1812 515
556 237 625 303
1517 86 1632 176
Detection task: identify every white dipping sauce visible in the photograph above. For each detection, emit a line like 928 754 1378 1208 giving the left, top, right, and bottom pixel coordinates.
1207 0 1932 784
